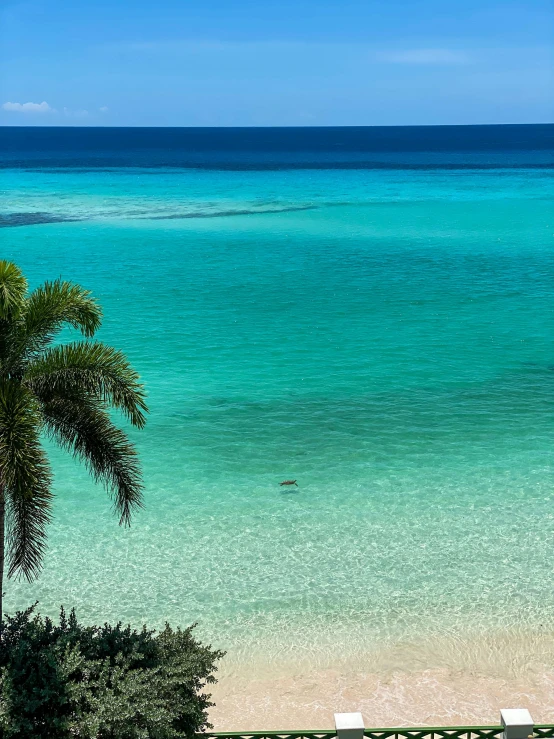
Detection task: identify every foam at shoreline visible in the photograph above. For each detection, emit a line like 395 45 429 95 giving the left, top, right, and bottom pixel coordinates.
211 630 554 729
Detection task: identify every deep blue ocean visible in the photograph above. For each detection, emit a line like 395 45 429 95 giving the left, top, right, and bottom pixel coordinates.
2 125 554 710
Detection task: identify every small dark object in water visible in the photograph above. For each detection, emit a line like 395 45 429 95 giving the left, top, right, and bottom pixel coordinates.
280 480 298 486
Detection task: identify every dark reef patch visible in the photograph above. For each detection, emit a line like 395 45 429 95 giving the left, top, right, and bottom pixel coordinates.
0 212 83 228
141 204 318 220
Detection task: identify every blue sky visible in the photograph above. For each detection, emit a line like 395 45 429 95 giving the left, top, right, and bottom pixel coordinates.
0 0 552 126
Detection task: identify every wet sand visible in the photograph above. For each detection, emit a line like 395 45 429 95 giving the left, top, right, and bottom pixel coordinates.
210 667 554 730
209 633 554 730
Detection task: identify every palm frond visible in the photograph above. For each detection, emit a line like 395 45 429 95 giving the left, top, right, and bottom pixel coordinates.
0 380 53 581
0 261 27 320
22 279 102 354
25 341 148 428
42 393 143 526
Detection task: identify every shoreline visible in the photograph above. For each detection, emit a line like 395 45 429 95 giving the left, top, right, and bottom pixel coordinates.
209 665 554 731
208 631 554 730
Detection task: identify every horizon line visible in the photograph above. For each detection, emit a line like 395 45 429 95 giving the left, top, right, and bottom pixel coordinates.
1 122 553 130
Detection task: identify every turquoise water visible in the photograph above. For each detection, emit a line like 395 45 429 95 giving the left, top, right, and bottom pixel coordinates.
2 150 554 671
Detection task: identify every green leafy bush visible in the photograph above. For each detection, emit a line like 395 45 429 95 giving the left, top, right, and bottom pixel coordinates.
0 604 224 739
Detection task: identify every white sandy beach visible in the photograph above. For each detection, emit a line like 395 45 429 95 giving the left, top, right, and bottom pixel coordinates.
210 667 554 730
209 632 554 730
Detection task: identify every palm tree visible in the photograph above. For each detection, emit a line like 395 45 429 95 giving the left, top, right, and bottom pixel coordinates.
0 261 148 618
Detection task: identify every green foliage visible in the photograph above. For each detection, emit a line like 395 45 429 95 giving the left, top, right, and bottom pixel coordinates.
0 604 224 739
0 260 148 588
0 262 27 320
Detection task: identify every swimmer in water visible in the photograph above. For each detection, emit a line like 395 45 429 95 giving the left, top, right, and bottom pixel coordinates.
279 480 298 486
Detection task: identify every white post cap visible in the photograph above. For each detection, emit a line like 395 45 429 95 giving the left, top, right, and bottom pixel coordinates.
334 712 365 739
501 709 534 739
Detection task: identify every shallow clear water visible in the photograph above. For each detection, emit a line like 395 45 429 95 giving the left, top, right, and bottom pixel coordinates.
2 128 554 674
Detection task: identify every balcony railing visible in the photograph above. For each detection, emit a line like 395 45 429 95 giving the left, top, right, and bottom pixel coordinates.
200 723 554 739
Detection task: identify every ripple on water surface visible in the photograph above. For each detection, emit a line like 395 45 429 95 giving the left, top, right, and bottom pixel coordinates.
2 162 554 689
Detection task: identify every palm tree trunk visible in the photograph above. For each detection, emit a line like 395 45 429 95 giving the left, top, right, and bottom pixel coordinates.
0 484 4 621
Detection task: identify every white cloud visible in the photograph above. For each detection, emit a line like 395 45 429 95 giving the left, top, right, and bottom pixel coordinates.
99 106 109 112
63 107 89 118
2 100 54 113
377 49 470 65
